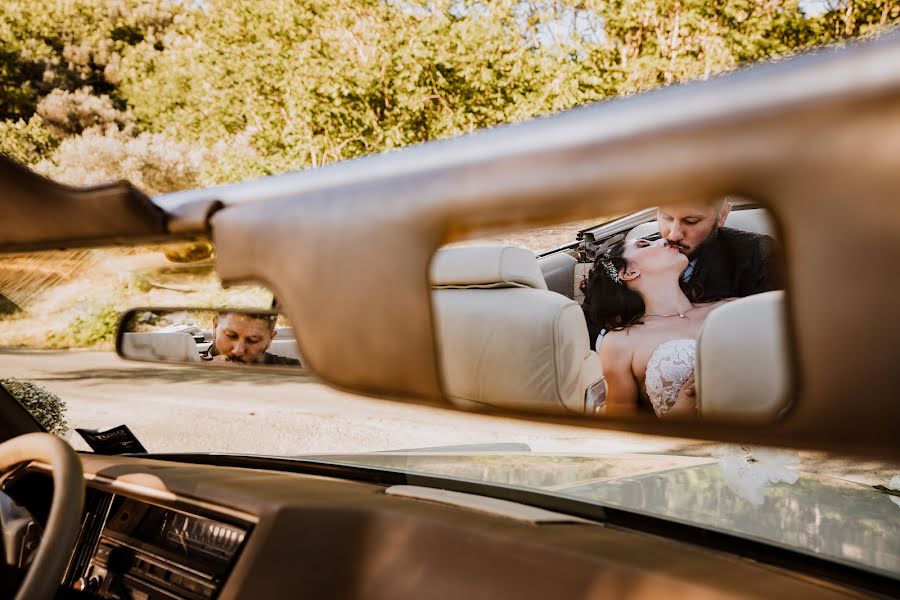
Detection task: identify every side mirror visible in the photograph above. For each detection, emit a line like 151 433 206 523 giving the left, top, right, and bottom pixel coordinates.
116 308 303 369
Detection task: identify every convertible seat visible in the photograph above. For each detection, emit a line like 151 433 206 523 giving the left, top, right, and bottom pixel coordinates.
625 207 776 240
696 291 789 422
120 332 201 363
431 246 602 413
538 252 578 299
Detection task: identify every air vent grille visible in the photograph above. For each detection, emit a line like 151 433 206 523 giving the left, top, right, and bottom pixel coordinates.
63 488 113 587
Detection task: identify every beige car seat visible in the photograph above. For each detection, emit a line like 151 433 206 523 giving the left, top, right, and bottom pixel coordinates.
431 246 602 413
696 291 790 422
120 332 201 363
268 327 301 361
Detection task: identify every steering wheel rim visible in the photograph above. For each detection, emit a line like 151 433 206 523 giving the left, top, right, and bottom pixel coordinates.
0 433 83 600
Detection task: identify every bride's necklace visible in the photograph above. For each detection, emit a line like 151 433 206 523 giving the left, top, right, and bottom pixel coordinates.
644 306 695 319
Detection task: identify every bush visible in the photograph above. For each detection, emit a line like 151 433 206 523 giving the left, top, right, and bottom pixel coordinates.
0 378 68 435
52 304 121 348
0 115 59 164
36 87 133 137
34 126 203 195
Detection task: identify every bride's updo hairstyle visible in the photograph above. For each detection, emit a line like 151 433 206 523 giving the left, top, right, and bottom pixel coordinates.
580 240 646 332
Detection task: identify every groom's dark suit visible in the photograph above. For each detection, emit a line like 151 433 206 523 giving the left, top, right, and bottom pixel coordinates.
584 226 780 349
682 227 780 302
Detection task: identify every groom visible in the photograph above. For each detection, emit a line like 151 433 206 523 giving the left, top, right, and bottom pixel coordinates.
660 199 779 302
584 199 780 350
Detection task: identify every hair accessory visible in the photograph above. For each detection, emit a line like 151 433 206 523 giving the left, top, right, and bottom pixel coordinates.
601 259 621 284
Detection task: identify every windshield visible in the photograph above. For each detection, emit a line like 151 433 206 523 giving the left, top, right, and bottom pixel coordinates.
1 241 898 582
315 453 900 579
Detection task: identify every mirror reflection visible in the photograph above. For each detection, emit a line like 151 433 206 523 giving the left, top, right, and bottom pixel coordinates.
119 309 302 368
433 198 787 422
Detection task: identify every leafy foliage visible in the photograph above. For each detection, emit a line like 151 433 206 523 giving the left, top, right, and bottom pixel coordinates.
0 0 898 189
34 126 203 194
0 115 58 164
50 304 121 348
0 378 68 435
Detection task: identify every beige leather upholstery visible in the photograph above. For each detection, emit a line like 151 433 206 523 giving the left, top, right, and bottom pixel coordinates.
573 263 591 304
121 332 201 363
431 246 601 413
537 252 577 299
269 339 301 360
696 291 789 422
432 245 547 290
625 208 776 240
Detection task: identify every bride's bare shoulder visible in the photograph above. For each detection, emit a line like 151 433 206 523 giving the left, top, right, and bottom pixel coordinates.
598 329 636 370
599 328 635 352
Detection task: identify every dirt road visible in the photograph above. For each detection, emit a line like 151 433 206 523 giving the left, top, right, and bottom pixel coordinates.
0 350 703 456
2 350 896 488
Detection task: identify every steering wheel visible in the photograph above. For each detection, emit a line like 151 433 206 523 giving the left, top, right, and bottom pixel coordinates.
0 433 84 600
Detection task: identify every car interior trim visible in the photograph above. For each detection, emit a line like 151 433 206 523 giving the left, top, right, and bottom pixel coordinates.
385 485 596 524
0 155 171 252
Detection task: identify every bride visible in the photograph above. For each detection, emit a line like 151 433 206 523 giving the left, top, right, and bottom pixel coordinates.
582 237 732 418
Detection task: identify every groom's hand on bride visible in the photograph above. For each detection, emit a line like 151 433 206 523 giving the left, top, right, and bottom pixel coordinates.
669 375 698 417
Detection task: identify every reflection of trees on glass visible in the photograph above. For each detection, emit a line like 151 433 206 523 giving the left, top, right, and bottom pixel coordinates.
565 465 900 575
328 454 710 489
329 455 900 576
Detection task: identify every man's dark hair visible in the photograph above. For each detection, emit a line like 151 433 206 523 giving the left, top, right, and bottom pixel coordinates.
218 311 277 329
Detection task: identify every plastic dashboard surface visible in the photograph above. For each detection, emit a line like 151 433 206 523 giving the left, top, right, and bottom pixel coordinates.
62 491 250 598
21 453 863 600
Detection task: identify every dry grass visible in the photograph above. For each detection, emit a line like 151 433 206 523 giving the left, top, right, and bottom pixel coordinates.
0 246 272 349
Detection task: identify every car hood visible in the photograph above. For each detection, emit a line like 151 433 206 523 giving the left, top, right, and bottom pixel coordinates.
309 451 900 579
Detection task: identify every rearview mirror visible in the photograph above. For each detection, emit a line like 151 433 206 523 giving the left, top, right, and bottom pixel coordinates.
116 308 303 369
431 203 790 425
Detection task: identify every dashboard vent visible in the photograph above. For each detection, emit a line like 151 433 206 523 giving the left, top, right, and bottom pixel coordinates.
63 488 113 587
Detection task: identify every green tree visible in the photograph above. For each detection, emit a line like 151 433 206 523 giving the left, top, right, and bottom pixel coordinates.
1 0 898 190
0 0 193 176
586 0 820 92
0 115 58 164
119 0 606 179
818 0 900 40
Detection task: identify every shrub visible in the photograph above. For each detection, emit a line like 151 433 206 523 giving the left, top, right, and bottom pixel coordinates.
0 378 68 435
34 126 203 194
36 87 133 137
53 304 121 348
0 115 59 164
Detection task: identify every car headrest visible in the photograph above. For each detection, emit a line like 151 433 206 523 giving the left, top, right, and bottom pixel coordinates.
696 291 789 422
121 332 201 363
433 288 601 413
625 208 776 240
268 339 302 361
722 209 776 237
430 246 547 290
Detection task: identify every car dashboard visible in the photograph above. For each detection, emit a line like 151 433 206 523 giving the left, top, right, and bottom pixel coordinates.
65 490 248 598
1 453 878 600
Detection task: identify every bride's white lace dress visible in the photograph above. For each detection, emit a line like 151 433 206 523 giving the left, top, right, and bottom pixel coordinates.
644 339 696 417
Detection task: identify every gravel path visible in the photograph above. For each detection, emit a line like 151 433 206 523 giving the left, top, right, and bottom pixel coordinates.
2 350 897 488
0 350 703 456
